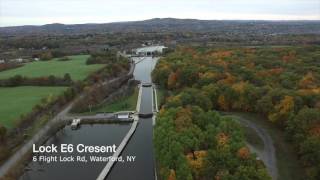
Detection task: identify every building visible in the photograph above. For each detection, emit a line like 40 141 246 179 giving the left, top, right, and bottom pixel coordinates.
114 111 134 121
0 59 5 64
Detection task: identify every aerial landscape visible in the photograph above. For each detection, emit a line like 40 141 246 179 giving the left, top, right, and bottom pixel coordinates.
0 0 319 180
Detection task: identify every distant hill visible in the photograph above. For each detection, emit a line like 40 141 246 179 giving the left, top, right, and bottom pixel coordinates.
1 18 320 36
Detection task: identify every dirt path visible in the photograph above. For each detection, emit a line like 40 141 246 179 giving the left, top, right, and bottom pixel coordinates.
228 115 278 180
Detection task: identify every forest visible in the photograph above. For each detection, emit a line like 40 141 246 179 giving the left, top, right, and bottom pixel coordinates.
152 45 320 179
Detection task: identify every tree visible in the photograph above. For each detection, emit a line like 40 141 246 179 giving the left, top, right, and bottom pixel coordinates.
237 147 250 159
64 73 72 83
202 84 220 108
256 94 274 115
299 72 318 89
218 95 229 111
186 150 207 178
269 95 295 123
167 72 178 89
299 137 320 179
40 51 53 61
175 155 193 180
167 169 176 180
287 108 320 143
174 108 193 132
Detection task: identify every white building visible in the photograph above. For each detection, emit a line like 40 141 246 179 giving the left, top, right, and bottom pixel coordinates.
0 59 5 64
115 111 134 121
134 45 167 56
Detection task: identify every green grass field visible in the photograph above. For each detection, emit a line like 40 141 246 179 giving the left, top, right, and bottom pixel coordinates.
0 55 104 81
0 86 67 128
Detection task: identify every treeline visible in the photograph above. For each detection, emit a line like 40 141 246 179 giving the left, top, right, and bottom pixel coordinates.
86 50 125 65
0 74 72 87
0 63 22 72
152 46 320 179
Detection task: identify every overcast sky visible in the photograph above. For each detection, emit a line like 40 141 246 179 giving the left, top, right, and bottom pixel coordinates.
0 0 319 27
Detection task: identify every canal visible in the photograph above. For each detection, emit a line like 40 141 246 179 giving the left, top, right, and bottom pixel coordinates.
107 56 157 179
19 56 158 180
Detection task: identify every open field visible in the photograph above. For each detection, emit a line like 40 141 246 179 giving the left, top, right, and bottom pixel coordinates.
0 86 67 128
0 55 104 81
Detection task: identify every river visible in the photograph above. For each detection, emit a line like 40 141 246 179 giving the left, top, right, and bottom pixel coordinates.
19 56 158 180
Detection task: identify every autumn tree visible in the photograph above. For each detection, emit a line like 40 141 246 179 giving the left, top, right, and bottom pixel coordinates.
299 72 318 89
167 72 178 89
268 95 295 124
218 95 229 111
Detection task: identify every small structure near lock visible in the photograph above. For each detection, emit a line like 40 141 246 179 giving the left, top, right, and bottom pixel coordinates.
71 118 81 130
114 111 134 121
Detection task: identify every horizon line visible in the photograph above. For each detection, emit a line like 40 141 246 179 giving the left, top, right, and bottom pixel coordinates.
1 17 320 28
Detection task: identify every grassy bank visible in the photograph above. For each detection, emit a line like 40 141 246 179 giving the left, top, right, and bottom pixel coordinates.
89 87 139 113
0 55 104 81
0 86 67 128
155 88 165 108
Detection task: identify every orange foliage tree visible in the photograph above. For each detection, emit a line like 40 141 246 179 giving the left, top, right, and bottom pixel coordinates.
269 95 295 123
167 72 178 89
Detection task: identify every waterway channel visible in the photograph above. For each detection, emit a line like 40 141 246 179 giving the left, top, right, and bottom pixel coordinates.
19 56 159 180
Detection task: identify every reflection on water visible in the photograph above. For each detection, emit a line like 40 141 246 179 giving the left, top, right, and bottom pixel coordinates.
133 57 158 83
107 85 155 180
107 117 154 180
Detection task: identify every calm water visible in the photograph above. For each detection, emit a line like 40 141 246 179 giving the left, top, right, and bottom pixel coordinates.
20 124 130 180
107 87 154 180
20 56 158 180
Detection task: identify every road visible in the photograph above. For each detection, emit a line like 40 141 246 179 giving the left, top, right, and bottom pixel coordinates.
232 115 278 180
